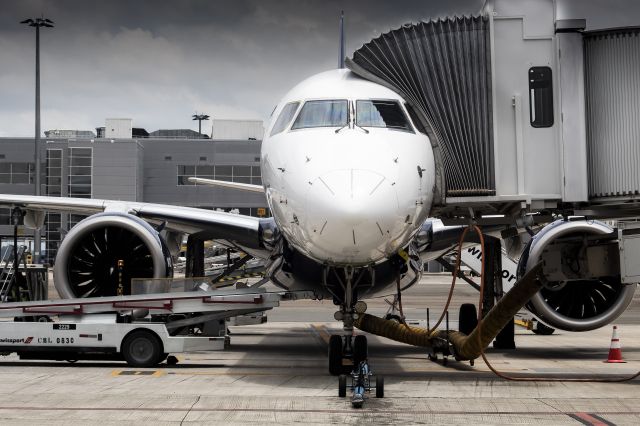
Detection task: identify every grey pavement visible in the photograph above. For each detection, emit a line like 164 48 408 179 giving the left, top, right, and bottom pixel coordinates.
0 273 638 425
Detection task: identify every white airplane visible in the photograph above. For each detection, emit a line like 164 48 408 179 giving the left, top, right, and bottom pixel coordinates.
201 69 434 267
0 67 633 375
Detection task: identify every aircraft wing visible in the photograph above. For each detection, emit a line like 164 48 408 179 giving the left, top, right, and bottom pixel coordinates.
0 194 264 250
188 177 264 193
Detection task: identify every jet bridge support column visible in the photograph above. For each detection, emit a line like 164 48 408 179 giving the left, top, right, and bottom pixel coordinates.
483 235 515 349
185 235 205 278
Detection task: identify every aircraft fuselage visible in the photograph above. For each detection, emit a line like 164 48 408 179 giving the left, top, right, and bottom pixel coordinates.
261 69 435 270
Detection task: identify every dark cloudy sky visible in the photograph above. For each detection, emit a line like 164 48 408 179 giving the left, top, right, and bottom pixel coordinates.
1 0 638 137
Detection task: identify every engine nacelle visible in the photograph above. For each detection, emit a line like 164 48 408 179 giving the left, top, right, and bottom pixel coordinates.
54 213 173 298
518 220 636 331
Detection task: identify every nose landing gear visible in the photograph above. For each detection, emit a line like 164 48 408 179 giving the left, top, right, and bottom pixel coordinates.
329 301 368 375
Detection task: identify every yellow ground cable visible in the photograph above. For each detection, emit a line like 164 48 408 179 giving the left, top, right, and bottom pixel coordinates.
354 261 544 359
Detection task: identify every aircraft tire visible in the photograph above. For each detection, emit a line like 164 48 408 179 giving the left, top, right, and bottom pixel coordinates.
375 375 384 398
459 303 478 336
338 374 347 397
328 335 343 376
353 335 368 365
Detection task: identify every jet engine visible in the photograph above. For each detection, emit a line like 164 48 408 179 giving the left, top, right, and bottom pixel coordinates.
518 220 636 331
54 213 173 298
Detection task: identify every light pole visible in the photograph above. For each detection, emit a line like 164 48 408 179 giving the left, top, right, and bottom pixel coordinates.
338 11 345 69
21 17 54 262
192 113 210 137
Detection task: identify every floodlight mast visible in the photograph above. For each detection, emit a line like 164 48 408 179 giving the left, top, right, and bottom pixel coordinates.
21 17 54 262
192 113 210 137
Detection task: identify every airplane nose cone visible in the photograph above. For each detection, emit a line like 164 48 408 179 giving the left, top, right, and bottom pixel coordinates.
303 169 401 264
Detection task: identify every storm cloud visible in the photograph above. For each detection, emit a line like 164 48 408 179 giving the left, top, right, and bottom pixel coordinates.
1 0 638 137
0 0 483 136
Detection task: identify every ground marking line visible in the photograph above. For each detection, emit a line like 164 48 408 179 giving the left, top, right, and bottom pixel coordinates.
0 406 638 416
567 412 617 426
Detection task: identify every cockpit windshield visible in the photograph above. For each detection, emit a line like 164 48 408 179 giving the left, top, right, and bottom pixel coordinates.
356 100 412 131
291 100 348 130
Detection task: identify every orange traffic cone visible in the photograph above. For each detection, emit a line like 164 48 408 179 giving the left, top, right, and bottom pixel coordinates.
605 325 626 363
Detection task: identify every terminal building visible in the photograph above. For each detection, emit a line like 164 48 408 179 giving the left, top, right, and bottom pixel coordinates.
0 118 267 264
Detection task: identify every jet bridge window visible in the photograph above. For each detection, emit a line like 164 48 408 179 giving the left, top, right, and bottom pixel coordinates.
356 100 412 132
270 102 300 136
291 100 348 130
529 67 554 128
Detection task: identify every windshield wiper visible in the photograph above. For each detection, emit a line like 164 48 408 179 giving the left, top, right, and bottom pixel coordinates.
335 124 348 133
354 124 369 134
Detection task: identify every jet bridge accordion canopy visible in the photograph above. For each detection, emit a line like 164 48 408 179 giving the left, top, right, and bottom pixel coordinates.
585 27 640 199
347 16 494 199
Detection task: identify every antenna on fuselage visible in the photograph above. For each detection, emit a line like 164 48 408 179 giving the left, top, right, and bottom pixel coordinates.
338 10 345 68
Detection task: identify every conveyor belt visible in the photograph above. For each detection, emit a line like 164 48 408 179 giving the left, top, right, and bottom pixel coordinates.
0 288 313 318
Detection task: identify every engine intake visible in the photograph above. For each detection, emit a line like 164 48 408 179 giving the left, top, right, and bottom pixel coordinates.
518 220 636 331
54 213 173 298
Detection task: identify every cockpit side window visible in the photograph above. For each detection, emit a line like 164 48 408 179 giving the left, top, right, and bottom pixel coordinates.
270 102 300 136
356 100 413 132
291 100 348 130
404 103 427 135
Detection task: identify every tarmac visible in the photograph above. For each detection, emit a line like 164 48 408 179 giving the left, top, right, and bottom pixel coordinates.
0 274 638 425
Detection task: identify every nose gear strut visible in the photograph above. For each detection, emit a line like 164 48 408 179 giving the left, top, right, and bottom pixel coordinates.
326 266 372 375
325 253 409 375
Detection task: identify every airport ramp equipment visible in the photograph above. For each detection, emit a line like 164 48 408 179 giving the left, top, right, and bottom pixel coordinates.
0 287 312 319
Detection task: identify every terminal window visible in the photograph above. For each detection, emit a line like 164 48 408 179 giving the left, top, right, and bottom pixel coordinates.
68 147 92 198
44 213 61 264
529 66 554 128
46 149 62 196
177 165 261 186
0 208 24 225
0 162 35 184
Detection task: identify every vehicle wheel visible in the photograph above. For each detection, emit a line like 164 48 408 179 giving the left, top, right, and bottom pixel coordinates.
338 374 347 397
533 322 555 335
375 375 384 398
353 335 368 365
122 330 163 368
328 335 343 376
459 303 478 336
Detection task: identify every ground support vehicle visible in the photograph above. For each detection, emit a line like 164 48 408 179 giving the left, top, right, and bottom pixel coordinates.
0 287 312 367
338 359 384 408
